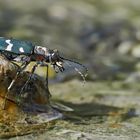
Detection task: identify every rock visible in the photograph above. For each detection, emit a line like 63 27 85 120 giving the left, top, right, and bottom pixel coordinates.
125 72 140 83
118 41 133 54
131 45 140 58
0 55 50 110
0 55 62 126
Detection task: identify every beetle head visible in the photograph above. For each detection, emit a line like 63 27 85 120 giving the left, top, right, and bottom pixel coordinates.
34 46 64 72
48 49 65 72
47 49 88 83
34 46 88 82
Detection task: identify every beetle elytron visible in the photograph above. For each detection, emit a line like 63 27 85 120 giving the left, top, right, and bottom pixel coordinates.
0 37 87 109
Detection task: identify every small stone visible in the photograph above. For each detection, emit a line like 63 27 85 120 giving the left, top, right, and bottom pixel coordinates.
118 41 132 54
125 72 140 83
0 55 62 125
131 45 140 58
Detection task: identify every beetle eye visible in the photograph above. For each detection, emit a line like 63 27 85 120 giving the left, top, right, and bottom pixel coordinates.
51 52 59 61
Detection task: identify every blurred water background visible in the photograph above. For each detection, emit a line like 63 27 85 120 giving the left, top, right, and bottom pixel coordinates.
1 1 140 139
1 0 140 82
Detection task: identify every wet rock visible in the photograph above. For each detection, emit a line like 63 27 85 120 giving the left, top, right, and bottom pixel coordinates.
131 45 140 58
125 72 140 83
0 55 50 112
0 55 63 138
118 41 133 55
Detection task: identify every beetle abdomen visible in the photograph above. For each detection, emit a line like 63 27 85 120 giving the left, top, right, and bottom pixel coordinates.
0 37 34 55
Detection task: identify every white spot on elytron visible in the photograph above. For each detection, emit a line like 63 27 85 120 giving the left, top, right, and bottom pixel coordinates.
19 47 24 52
5 40 13 51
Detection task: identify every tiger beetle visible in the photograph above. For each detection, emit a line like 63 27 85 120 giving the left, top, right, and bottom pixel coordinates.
0 37 87 109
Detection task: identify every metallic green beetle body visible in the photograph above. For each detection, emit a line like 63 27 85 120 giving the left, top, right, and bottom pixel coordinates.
0 37 64 70
0 37 87 110
0 37 34 55
0 37 65 109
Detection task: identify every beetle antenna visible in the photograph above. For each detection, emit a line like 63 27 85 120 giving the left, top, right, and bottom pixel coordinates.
60 56 88 84
60 57 88 73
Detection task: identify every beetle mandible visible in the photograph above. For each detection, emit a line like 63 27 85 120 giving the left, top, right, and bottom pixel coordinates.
0 37 87 109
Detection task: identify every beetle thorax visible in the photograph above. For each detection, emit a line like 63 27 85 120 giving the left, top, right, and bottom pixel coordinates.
34 46 50 57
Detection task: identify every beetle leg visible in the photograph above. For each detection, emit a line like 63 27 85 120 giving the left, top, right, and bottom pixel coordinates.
46 64 52 97
39 63 49 89
19 63 39 95
46 64 48 88
38 63 51 97
2 61 30 110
